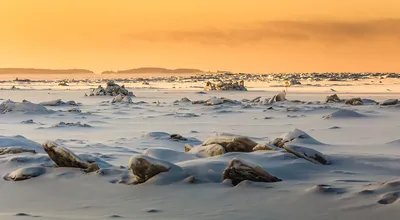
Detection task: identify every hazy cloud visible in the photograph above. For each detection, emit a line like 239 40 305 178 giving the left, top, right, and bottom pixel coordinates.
124 19 400 45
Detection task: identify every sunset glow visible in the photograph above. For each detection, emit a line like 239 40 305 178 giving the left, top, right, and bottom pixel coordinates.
1 0 400 73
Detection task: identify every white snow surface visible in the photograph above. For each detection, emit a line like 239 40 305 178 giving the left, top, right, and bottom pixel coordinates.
0 80 400 219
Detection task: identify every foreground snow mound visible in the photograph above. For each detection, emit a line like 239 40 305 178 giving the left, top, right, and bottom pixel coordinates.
222 158 282 186
323 109 366 119
0 135 43 153
271 128 323 148
284 145 330 165
0 99 53 114
39 99 79 106
202 136 258 152
3 167 47 181
42 141 99 172
144 148 198 163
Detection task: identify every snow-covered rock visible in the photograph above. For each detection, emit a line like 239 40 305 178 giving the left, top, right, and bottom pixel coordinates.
202 136 258 152
128 155 171 184
284 145 330 165
222 158 282 186
3 167 47 181
0 100 52 114
42 141 99 172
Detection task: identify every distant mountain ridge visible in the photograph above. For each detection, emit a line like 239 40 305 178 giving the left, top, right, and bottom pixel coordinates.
102 67 203 74
0 68 94 74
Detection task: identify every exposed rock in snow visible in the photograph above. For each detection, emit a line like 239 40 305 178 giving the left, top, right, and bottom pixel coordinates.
111 94 133 103
325 94 341 103
88 81 135 97
268 91 287 104
51 121 92 128
252 144 279 151
0 147 36 155
344 98 363 105
39 99 79 106
3 167 47 181
0 100 52 114
222 158 282 186
380 99 398 106
42 141 99 172
270 128 323 148
204 80 247 91
284 145 330 165
128 155 171 184
202 136 258 152
187 144 226 157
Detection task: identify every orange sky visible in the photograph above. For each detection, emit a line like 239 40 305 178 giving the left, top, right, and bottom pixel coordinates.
1 0 400 73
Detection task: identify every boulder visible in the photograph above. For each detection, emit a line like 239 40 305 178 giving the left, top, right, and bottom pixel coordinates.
222 158 282 186
128 155 170 184
283 145 330 165
39 99 78 106
88 81 134 97
111 94 133 103
325 94 341 103
0 147 36 155
3 167 47 181
202 136 258 152
268 91 287 104
252 144 278 151
42 141 99 172
204 80 247 91
188 144 226 157
0 100 52 114
345 98 363 105
380 99 398 106
206 97 224 106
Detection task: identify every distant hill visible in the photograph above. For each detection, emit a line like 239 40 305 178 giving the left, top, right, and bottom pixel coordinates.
102 67 203 74
0 68 94 74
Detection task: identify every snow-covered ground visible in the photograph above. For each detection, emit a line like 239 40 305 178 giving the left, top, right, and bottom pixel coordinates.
0 78 400 220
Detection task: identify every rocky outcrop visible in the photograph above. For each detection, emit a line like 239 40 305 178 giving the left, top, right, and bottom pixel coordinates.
283 145 330 165
42 141 99 172
268 91 287 104
344 98 363 105
87 81 134 97
380 99 398 106
202 136 258 153
111 94 133 103
39 99 79 106
128 155 170 184
186 143 226 157
325 94 341 103
51 122 92 128
204 80 247 91
252 144 278 151
0 147 36 155
0 100 52 114
222 158 282 186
